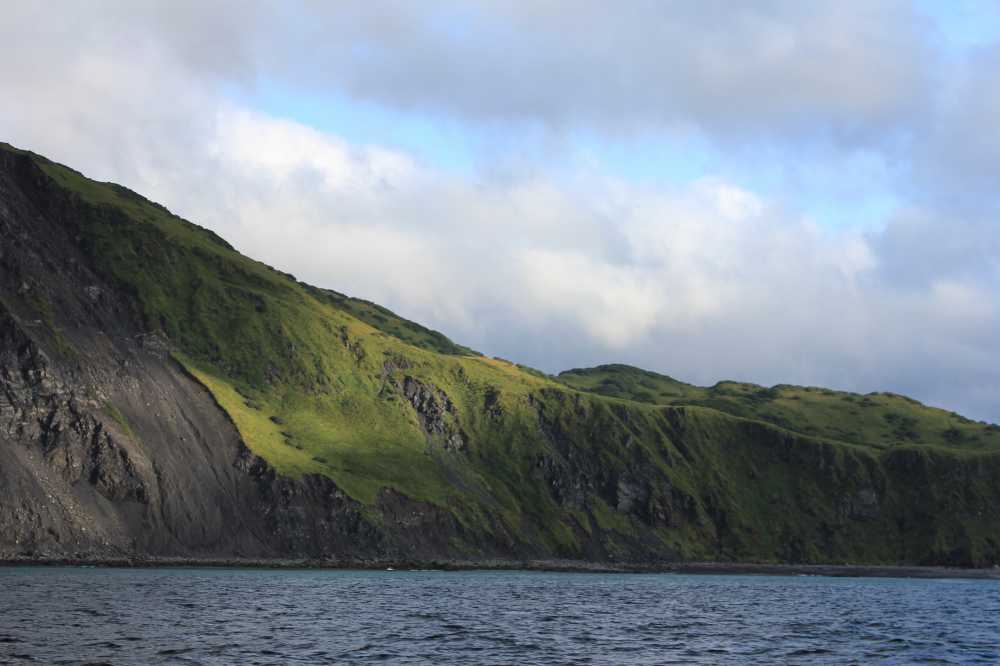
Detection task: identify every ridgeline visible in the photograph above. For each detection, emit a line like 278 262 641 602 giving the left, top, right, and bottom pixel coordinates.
1 142 998 568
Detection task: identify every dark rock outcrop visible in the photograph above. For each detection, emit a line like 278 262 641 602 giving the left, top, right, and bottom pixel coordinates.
400 376 466 452
0 149 498 563
2 144 999 568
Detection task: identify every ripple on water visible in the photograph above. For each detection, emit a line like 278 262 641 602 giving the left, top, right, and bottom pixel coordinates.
1 568 999 665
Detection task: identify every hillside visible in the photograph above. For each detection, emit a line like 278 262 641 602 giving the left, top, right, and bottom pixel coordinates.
1 141 999 567
559 364 1000 451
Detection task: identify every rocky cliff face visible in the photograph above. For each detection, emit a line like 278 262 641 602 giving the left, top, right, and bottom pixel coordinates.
1 143 998 567
0 148 488 563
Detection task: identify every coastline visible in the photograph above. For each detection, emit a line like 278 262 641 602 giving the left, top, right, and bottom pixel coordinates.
3 556 999 580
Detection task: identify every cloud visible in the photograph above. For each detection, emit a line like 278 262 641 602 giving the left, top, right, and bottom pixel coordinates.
906 42 1000 212
1 2 999 422
175 111 997 420
281 1 932 140
3 1 933 140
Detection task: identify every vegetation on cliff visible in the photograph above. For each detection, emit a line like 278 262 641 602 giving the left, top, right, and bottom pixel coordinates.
3 141 999 566
559 364 1000 451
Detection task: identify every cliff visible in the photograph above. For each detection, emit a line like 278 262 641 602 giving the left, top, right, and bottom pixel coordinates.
1 142 998 567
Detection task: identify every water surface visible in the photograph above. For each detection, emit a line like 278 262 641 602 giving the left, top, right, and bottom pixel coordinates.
1 567 998 664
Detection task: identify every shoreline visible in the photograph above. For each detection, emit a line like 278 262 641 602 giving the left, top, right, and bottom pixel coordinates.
2 557 999 580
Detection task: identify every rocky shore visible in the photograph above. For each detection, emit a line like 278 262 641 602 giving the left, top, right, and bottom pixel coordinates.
3 557 999 580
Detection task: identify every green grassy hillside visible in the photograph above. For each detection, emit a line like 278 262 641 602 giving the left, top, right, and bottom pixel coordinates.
19 144 586 545
8 141 1000 566
559 364 1000 451
304 285 480 357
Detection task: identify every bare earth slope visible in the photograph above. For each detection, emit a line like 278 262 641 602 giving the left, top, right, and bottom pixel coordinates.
1 143 999 567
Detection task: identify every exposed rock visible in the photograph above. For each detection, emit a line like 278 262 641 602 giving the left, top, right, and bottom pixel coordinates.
484 386 504 421
2 144 1000 569
83 285 102 302
400 375 466 452
841 488 880 522
615 476 650 515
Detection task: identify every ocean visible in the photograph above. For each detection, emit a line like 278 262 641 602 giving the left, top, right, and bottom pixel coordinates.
1 566 997 664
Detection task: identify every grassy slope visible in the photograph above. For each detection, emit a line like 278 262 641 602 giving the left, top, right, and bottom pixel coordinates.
23 146 575 547
559 364 1000 451
303 285 480 357
10 142 1000 565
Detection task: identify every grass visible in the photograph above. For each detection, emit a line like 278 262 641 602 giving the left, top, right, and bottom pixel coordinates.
558 364 1000 451
102 401 137 441
304 285 479 356
9 140 1000 566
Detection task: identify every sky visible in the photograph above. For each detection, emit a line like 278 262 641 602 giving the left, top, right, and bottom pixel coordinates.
2 1 999 421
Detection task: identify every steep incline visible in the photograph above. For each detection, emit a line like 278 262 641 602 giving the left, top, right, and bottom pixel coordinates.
1 143 998 566
0 146 472 563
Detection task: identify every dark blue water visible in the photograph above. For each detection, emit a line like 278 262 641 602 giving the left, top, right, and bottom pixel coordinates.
1 567 998 665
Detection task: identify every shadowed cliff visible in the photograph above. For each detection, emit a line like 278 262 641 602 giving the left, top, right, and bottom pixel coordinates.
1 142 998 566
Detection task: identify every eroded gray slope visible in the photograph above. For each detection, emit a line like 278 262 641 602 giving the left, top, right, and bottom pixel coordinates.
2 145 1000 568
0 148 474 562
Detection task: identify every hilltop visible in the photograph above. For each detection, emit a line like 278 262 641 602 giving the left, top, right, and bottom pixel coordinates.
1 141 998 567
559 364 1000 451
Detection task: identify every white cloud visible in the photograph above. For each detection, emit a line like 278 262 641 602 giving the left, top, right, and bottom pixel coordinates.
1 2 999 421
515 249 663 348
281 1 932 139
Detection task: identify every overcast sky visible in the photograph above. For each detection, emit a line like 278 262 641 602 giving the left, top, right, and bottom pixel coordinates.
3 1 999 420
